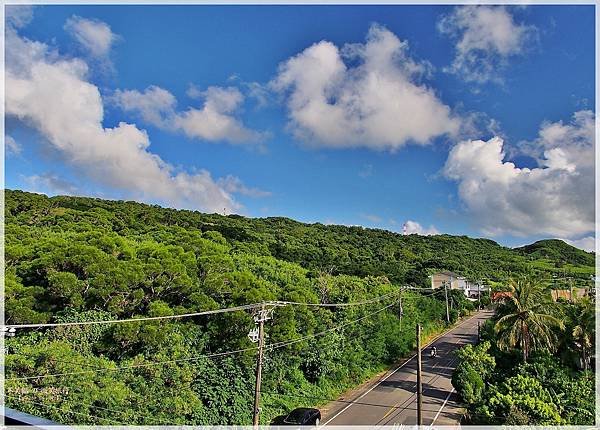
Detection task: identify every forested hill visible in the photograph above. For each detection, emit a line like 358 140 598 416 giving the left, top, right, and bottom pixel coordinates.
515 239 594 267
6 189 594 285
4 189 595 425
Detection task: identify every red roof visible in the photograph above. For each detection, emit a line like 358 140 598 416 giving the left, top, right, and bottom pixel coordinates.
491 291 513 301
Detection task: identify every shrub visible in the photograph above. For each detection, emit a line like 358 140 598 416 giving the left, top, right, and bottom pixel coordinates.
452 362 484 404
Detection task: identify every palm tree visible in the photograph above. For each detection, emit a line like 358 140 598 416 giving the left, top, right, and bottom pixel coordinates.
494 277 564 362
571 297 594 370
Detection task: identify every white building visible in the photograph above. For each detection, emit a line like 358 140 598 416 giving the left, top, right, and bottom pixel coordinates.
430 271 487 298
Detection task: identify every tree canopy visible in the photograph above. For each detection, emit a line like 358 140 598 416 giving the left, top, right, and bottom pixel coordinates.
4 190 595 425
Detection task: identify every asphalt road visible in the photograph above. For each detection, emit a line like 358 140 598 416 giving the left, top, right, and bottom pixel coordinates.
322 309 494 426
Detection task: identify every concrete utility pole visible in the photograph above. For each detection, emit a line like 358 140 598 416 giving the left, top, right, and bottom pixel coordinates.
398 291 403 331
444 281 450 323
416 324 423 426
569 277 574 302
251 303 271 429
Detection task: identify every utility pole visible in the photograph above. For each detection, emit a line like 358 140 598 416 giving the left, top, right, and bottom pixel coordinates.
569 277 574 302
249 303 272 429
478 282 481 310
444 281 450 323
398 290 403 331
416 324 423 426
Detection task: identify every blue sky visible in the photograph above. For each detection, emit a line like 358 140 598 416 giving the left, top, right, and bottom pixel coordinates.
5 5 595 250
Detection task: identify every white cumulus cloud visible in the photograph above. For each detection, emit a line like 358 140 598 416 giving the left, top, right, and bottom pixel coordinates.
5 28 260 214
271 24 460 150
403 220 440 236
444 111 594 238
64 15 117 59
438 6 536 84
113 85 177 127
113 85 266 144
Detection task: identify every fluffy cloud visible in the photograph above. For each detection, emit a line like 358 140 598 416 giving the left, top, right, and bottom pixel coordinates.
438 6 536 84
217 175 271 198
271 24 460 150
64 15 117 59
5 135 22 156
113 85 176 127
444 111 594 238
6 5 34 28
24 173 79 196
404 220 439 236
561 236 595 253
113 85 266 144
5 28 255 214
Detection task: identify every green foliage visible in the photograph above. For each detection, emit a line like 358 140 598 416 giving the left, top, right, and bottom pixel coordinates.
452 363 484 405
4 190 594 425
455 341 495 378
515 239 594 267
452 342 495 404
454 286 594 426
494 277 564 361
5 190 457 425
485 374 563 424
567 298 595 370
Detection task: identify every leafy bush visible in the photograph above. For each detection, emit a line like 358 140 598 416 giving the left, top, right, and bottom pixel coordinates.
452 362 484 404
4 190 595 425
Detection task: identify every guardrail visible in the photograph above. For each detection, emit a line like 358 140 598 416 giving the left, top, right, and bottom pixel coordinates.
2 407 68 428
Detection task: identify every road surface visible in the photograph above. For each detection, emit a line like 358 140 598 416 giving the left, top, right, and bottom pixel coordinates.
322 309 494 426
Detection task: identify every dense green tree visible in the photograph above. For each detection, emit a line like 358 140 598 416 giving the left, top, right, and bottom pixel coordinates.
570 298 594 370
453 296 594 425
494 278 564 361
4 190 595 425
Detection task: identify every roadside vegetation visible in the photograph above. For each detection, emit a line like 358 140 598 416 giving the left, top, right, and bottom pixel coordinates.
452 278 595 425
4 190 595 425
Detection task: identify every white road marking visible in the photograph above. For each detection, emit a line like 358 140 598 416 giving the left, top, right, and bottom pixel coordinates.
322 311 485 426
431 387 455 425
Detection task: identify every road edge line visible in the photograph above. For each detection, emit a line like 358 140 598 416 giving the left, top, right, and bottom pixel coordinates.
322 310 487 426
431 387 455 425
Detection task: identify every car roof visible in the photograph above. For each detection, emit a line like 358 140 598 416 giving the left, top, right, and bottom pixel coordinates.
285 408 316 422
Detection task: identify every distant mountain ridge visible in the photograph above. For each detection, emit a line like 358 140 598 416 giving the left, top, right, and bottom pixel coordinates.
5 189 594 284
515 239 594 267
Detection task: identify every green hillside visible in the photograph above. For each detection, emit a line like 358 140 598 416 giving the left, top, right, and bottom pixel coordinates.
3 189 595 425
5 190 594 285
516 239 594 267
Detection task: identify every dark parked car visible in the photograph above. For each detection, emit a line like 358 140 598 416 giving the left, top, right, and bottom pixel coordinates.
271 408 321 426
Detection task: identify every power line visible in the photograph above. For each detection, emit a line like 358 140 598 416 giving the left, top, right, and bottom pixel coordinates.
6 289 445 382
266 301 398 351
276 287 441 308
4 302 268 329
262 391 447 412
7 350 109 369
274 290 400 307
5 289 414 330
6 294 406 381
5 346 259 381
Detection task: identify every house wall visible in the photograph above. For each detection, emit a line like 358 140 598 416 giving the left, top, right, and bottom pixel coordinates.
431 272 459 289
551 288 588 302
